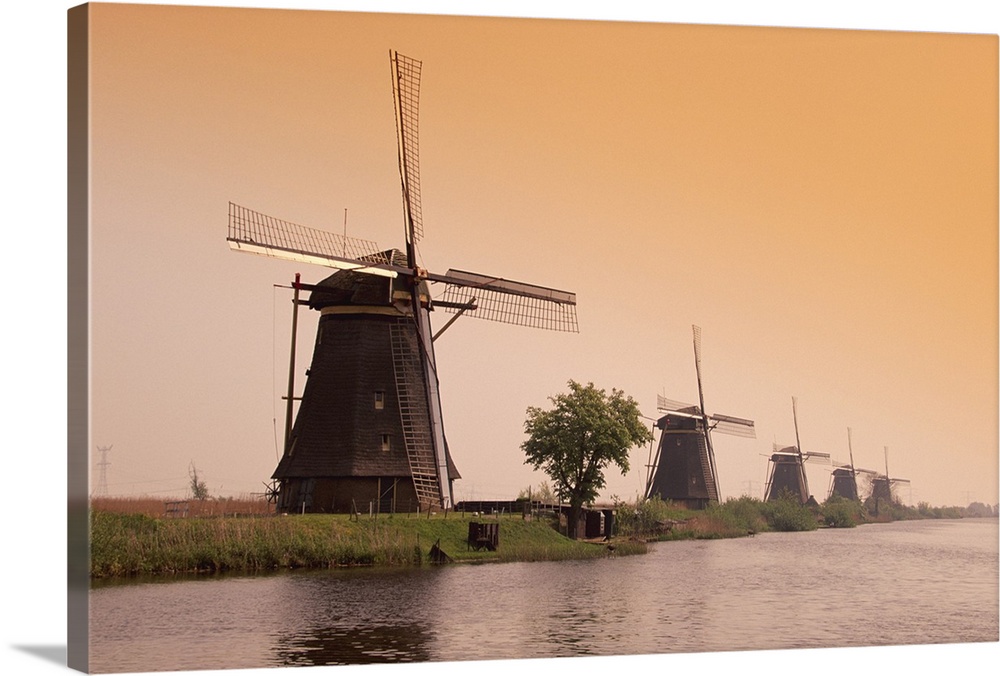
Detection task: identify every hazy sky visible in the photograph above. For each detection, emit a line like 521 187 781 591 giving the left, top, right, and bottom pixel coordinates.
78 2 997 509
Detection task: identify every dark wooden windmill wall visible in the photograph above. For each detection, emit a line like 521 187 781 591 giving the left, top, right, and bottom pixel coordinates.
647 414 717 510
765 454 809 504
829 468 859 501
271 268 459 514
869 477 894 506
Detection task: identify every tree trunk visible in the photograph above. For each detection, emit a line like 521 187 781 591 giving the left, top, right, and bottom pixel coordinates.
567 501 582 540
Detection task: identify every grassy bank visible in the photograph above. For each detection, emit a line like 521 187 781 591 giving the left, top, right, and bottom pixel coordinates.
611 495 817 540
90 509 645 578
612 492 977 541
91 492 971 578
612 494 908 540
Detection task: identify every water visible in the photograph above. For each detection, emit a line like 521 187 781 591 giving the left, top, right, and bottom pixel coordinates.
88 518 999 673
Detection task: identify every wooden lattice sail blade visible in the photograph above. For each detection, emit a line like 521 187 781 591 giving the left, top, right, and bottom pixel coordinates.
709 413 756 438
773 444 829 463
438 269 578 332
391 51 423 245
389 317 445 507
656 394 699 413
227 202 398 278
831 458 876 475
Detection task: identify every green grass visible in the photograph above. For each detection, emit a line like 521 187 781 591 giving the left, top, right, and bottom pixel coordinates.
90 510 640 578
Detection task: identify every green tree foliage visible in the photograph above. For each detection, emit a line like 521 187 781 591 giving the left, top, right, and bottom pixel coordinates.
522 381 653 538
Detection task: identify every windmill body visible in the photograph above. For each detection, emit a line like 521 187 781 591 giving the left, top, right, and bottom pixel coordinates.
826 428 875 502
867 446 910 509
868 475 894 505
270 254 460 513
764 398 829 505
228 52 577 513
647 408 718 510
828 467 860 501
645 326 755 510
764 447 812 503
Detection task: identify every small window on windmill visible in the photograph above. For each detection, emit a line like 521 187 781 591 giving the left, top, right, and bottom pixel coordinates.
380 434 391 451
374 391 385 410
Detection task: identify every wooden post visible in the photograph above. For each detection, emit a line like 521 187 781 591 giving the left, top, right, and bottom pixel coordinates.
284 273 301 451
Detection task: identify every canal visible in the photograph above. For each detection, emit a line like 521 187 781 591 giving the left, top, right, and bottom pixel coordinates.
88 518 999 673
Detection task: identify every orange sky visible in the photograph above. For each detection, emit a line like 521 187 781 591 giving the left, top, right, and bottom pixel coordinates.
78 2 998 508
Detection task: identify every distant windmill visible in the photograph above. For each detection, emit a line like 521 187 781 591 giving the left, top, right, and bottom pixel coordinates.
764 397 830 504
227 51 578 514
868 446 910 508
645 325 756 509
827 427 876 501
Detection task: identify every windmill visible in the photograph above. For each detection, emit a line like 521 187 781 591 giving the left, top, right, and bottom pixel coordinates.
227 51 578 514
644 325 756 510
763 397 830 505
827 427 877 501
868 446 910 510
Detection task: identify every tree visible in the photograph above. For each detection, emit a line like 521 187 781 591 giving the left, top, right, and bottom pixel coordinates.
188 462 209 501
521 380 653 538
517 481 558 503
965 501 993 518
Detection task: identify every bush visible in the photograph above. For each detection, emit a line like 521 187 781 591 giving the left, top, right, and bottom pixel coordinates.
708 496 768 535
760 494 819 532
821 495 860 528
611 495 686 537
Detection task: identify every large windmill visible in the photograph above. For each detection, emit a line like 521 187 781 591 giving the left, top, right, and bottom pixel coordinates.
644 325 756 510
868 446 910 510
227 51 578 514
827 427 876 501
763 397 830 505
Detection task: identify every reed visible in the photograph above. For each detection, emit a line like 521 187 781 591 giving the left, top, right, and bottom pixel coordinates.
91 495 274 518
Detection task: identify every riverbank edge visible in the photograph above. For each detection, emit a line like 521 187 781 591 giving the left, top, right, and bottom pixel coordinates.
89 510 647 578
90 500 981 579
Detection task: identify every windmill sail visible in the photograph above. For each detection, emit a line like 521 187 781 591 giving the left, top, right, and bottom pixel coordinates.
439 270 578 332
692 325 718 501
710 414 757 438
391 50 424 246
227 202 398 277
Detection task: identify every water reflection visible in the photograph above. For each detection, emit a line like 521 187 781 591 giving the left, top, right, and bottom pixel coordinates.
274 623 432 666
